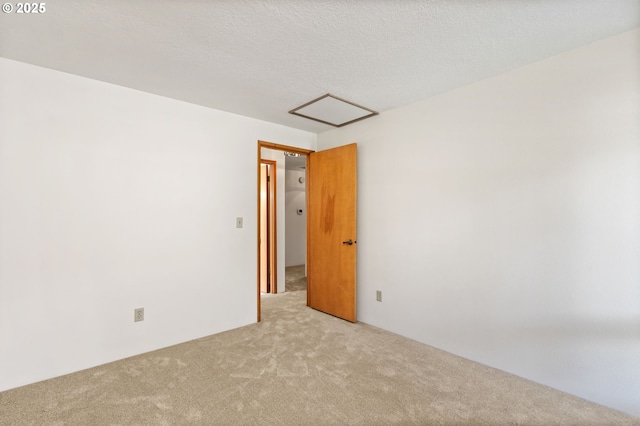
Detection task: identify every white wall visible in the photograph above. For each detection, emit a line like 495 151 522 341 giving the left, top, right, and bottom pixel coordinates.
0 58 316 391
317 29 640 417
285 170 306 267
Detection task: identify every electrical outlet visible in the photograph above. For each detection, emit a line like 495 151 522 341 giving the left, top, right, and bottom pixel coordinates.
376 291 382 302
134 307 144 322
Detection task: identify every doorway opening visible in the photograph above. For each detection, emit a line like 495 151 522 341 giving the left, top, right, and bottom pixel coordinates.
257 141 314 321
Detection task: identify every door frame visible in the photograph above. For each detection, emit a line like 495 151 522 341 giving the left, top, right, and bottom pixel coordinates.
260 160 277 294
257 140 314 321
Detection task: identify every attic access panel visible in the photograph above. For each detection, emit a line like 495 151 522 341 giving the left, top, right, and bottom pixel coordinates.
289 94 378 127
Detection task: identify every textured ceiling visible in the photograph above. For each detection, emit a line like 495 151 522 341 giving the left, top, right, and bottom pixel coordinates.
1 1 639 133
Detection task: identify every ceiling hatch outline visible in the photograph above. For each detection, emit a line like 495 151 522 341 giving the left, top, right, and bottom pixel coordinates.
289 93 379 127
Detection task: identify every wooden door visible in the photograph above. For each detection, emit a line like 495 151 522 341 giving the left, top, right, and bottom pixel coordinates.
260 161 276 294
307 143 357 322
259 164 269 292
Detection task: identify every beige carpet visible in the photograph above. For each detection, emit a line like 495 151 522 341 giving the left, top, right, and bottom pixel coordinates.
1 265 638 425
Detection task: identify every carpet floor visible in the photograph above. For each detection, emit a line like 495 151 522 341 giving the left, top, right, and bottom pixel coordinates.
1 265 638 425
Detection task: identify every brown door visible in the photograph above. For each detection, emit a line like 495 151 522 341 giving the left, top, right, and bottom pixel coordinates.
260 161 276 294
307 143 357 322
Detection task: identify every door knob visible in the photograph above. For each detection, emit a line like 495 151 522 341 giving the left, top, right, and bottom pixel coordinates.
342 239 354 245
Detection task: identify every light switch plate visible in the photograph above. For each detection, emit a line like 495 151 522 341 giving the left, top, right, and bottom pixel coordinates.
134 307 144 322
